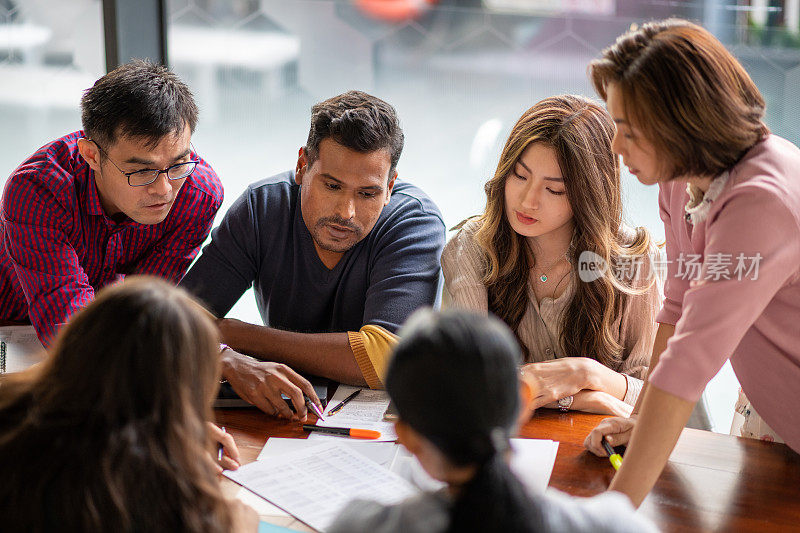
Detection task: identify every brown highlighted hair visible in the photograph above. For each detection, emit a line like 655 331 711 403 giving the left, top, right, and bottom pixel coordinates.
473 95 652 366
590 18 769 180
0 277 232 532
305 90 404 174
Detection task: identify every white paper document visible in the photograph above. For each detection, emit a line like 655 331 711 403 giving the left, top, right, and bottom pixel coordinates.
234 435 559 530
310 385 397 442
258 437 400 467
0 325 45 373
509 438 560 493
226 441 416 532
236 438 406 519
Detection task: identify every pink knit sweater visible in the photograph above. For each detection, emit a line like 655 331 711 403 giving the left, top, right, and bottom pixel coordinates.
649 135 800 453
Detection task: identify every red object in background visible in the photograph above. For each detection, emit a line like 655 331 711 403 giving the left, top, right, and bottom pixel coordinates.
356 0 438 22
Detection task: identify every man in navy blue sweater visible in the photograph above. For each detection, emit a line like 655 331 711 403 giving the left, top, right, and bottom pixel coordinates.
181 91 445 418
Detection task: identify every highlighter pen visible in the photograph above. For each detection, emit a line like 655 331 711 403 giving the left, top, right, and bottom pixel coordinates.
327 389 361 416
305 395 326 420
602 437 623 471
303 424 380 440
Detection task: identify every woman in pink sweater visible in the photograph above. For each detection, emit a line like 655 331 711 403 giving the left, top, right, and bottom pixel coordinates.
583 18 800 506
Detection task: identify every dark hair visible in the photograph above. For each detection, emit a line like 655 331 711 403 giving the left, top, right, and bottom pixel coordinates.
0 277 232 532
81 59 199 149
590 18 769 180
386 309 544 533
305 90 404 174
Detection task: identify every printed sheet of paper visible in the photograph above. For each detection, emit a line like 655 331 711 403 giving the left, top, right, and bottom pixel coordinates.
309 385 397 442
236 438 402 519
258 438 400 467
0 325 45 373
235 436 558 529
225 441 415 532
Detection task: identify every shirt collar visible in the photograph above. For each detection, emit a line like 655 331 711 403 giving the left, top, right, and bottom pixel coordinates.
684 170 731 226
87 170 135 228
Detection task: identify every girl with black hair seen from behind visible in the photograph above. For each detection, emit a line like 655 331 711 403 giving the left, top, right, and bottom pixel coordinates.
329 309 657 533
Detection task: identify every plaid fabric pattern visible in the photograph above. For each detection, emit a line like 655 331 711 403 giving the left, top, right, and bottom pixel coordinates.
0 131 223 345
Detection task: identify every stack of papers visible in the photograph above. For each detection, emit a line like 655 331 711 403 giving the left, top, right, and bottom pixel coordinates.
226 441 416 532
232 384 560 531
235 438 418 521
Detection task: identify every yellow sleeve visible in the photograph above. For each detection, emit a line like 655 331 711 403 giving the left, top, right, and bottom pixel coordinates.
347 325 399 389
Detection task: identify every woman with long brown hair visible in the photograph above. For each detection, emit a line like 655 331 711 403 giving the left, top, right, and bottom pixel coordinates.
583 19 800 506
442 95 661 417
0 277 256 532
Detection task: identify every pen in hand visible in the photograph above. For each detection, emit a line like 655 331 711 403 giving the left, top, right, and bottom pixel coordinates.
601 436 623 471
305 395 325 420
217 427 226 463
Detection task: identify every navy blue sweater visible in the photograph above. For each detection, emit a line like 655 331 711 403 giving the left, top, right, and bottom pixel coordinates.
181 171 445 334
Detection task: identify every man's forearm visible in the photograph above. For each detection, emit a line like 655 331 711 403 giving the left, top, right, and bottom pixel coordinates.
609 382 695 507
219 318 367 386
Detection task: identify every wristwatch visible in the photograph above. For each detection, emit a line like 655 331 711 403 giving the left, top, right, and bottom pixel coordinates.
557 395 574 412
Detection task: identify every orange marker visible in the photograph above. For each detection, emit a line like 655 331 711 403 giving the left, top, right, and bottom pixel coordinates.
303 424 380 439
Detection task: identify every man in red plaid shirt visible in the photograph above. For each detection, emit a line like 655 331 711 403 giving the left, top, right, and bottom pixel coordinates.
0 60 223 345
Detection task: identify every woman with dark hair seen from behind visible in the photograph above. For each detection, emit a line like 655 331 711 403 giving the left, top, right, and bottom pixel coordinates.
584 19 800 506
329 309 657 533
0 277 258 532
442 95 662 418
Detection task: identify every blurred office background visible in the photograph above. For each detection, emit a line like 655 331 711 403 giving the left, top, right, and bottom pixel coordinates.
1 0 799 432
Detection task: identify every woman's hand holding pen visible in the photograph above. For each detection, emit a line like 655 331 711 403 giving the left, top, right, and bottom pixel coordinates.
583 415 637 457
208 422 241 472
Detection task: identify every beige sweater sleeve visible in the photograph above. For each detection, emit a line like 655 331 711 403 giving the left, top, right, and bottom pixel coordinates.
617 248 663 404
440 221 489 313
347 325 399 389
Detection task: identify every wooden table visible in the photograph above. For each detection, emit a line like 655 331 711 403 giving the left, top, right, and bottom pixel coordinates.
216 407 800 532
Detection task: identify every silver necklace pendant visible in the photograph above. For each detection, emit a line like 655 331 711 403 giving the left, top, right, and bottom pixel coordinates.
539 274 548 282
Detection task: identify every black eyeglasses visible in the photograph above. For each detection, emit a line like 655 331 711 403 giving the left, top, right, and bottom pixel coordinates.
88 139 200 187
